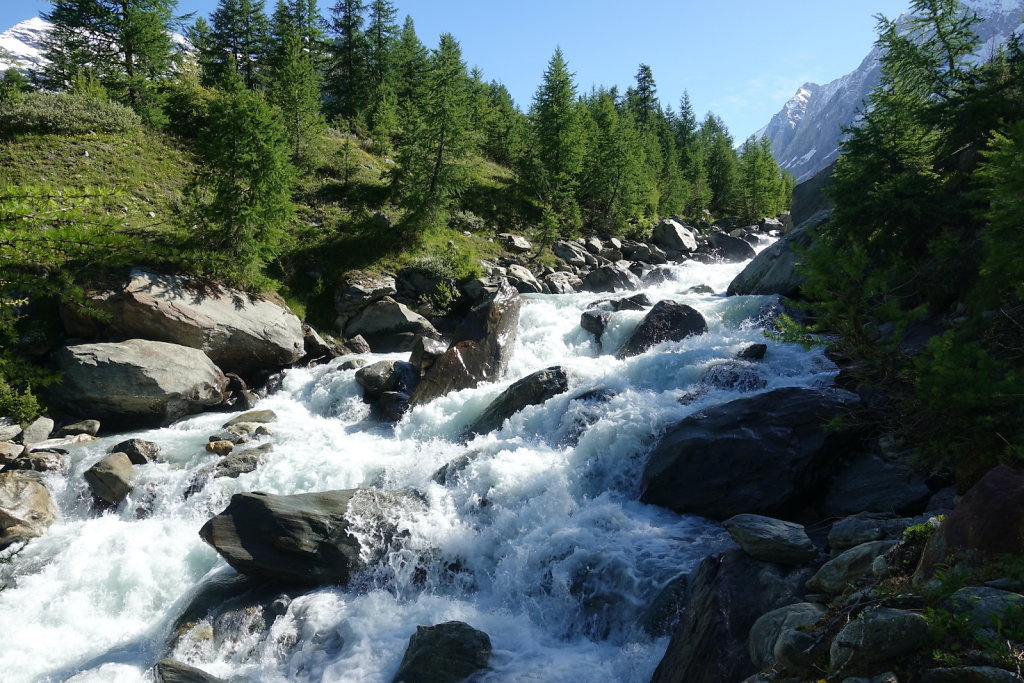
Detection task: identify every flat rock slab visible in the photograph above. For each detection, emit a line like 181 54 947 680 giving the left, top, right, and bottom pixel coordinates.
723 514 817 565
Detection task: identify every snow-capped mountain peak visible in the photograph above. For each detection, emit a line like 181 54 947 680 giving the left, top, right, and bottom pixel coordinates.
0 17 51 73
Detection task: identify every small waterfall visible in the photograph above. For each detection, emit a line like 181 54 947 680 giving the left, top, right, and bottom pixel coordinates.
0 244 837 682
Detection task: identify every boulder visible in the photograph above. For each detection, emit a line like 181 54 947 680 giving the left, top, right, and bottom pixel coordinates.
916 465 1024 581
65 269 305 376
651 219 698 253
584 236 603 254
759 217 785 233
807 540 898 594
632 243 669 265
153 659 224 683
0 441 24 462
650 549 812 683
773 624 819 671
822 453 932 517
723 514 817 565
344 297 440 352
829 607 929 679
214 444 273 479
829 512 931 555
618 300 707 358
544 271 582 294
412 280 520 405
553 240 591 267
199 488 422 584
0 418 20 442
84 452 135 505
467 367 569 437
206 440 234 456
709 232 757 262
699 360 767 393
224 410 277 427
942 586 1024 631
356 361 418 399
57 419 100 437
300 324 343 366
748 602 826 670
580 310 610 342
580 266 642 293
922 667 1024 683
0 471 57 549
498 233 532 253
641 387 859 519
392 621 492 683
409 336 448 376
53 340 228 428
505 264 544 294
345 335 372 354
2 449 67 473
18 416 53 446
727 225 812 297
738 343 768 361
110 438 161 465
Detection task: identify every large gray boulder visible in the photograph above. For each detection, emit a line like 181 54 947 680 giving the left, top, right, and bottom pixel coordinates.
922 667 1024 683
18 416 53 446
806 540 898 594
53 340 228 428
467 366 569 437
63 270 305 376
829 607 929 679
153 659 224 683
617 300 707 358
343 297 440 352
942 587 1024 632
828 512 931 555
334 270 398 322
412 280 521 405
723 514 817 565
748 602 826 670
709 232 757 262
651 219 698 253
581 266 642 293
0 471 57 550
822 453 932 518
650 549 812 683
84 452 135 505
727 223 812 297
392 621 492 683
641 387 858 520
199 488 421 585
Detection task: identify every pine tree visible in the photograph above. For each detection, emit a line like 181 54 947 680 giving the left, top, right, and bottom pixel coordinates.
737 134 789 220
392 16 428 115
700 112 739 216
327 0 368 121
627 63 658 128
190 66 295 285
267 28 327 168
365 0 398 89
208 0 270 89
392 33 475 231
526 48 587 238
43 0 179 125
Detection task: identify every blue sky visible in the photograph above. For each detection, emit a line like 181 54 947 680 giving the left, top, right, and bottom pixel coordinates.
1 0 911 138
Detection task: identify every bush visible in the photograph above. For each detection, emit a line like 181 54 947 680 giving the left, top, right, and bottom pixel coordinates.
0 92 143 138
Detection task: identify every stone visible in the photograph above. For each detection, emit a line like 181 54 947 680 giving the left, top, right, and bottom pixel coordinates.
506 264 544 294
0 441 24 462
3 449 68 473
392 621 492 683
64 269 305 376
412 280 520 405
199 488 423 584
467 366 570 437
580 310 610 342
829 607 929 679
498 233 532 253
807 540 898 594
941 586 1024 631
345 335 372 354
650 549 812 683
84 452 135 506
553 240 590 266
618 300 708 358
409 336 448 376
916 465 1024 581
641 387 859 520
356 361 418 398
651 218 699 252
699 360 767 393
334 270 397 319
748 602 826 670
0 471 57 550
0 418 20 442
580 266 642 293
709 232 757 262
206 440 234 456
728 225 813 297
18 416 53 446
214 444 273 479
543 271 582 294
584 236 603 254
344 297 440 352
738 343 768 360
300 324 343 366
54 340 228 428
111 438 161 465
822 453 932 517
922 667 1024 683
723 514 818 565
431 451 481 486
377 392 412 422
224 410 277 427
611 293 652 311
56 419 100 437
828 513 930 555
773 625 818 671
153 658 225 683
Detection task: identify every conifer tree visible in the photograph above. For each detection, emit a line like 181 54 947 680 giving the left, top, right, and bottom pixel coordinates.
737 134 789 220
327 0 368 120
579 89 646 233
481 82 525 167
700 112 739 215
268 28 327 168
208 0 270 89
190 66 294 285
43 0 179 125
392 16 428 114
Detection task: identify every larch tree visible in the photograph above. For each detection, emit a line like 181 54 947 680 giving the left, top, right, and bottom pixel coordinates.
267 26 327 169
208 0 270 88
327 0 368 121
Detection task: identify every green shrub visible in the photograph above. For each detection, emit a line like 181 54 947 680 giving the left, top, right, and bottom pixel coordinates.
0 92 143 138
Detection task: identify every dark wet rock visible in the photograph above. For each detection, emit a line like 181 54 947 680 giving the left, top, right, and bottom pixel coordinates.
728 225 813 298
432 451 481 486
829 607 929 679
618 300 708 358
737 343 768 360
199 488 422 585
641 387 859 520
941 586 1024 632
392 621 492 683
922 666 1024 683
612 293 652 311
580 266 642 293
84 452 135 506
723 514 818 565
709 232 757 262
345 335 372 354
153 659 225 683
687 284 716 295
650 549 812 683
300 324 344 366
748 602 826 670
54 340 228 428
214 444 273 479
111 438 161 465
467 367 570 437
640 573 691 636
0 471 57 550
356 361 418 398
412 281 520 405
409 336 448 376
807 540 898 594
828 512 932 555
57 419 100 437
377 392 412 422
699 360 767 392
822 453 932 517
580 310 610 341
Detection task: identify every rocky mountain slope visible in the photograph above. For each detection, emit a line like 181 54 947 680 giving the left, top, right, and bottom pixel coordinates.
0 17 50 74
757 0 1024 182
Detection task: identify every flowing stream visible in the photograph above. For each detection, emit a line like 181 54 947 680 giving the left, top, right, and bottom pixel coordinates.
0 243 837 682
